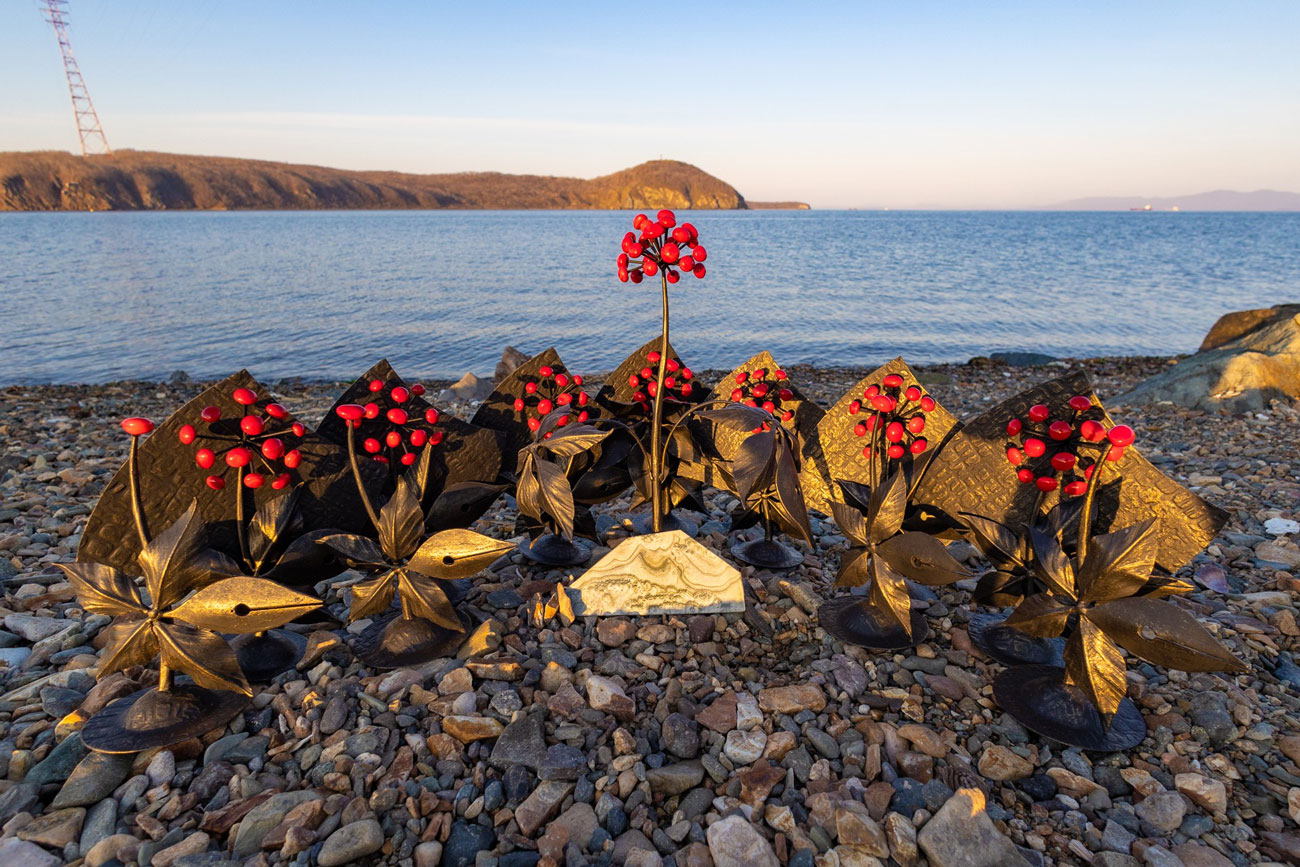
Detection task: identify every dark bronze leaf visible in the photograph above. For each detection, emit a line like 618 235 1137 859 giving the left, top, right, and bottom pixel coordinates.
408 529 515 580
1141 573 1195 598
514 450 544 523
876 532 971 586
1064 617 1128 717
868 469 908 544
869 556 914 638
57 561 142 618
837 480 874 514
168 576 320 633
247 488 302 573
1078 518 1160 604
731 430 776 504
770 440 813 544
1087 597 1247 673
348 572 397 622
262 530 345 585
834 549 870 588
696 404 774 431
1030 526 1077 600
829 501 870 548
97 617 158 676
318 533 387 569
157 621 250 695
138 500 208 611
427 481 507 530
537 426 610 458
1004 592 1072 637
973 569 1030 607
377 475 424 561
959 512 1025 567
536 458 576 539
397 571 464 631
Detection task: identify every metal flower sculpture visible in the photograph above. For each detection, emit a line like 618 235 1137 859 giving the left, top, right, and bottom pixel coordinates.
321 468 514 670
67 422 319 752
471 349 592 460
514 419 612 566
615 210 706 534
817 471 970 650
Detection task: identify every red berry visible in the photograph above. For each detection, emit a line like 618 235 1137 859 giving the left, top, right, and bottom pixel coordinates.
537 399 554 415
195 448 216 469
657 209 676 227
666 269 680 283
386 408 408 425
907 416 926 434
368 379 384 392
272 473 291 490
920 395 936 412
909 438 928 454
386 431 402 448
1023 437 1046 457
1006 446 1023 466
178 424 196 444
692 264 705 278
1106 425 1135 448
425 408 440 425
513 398 526 412
660 242 680 264
1106 446 1126 462
629 249 644 265
849 399 862 415
692 245 707 262
1048 420 1072 441
292 422 306 437
864 415 878 431
629 375 642 388
240 415 264 437
778 388 794 401
557 392 573 406
232 387 257 405
225 447 253 468
854 422 868 437
642 259 658 276
243 473 265 489
1006 418 1022 436
640 366 654 380
1063 480 1088 496
671 227 689 244
1079 419 1105 442
761 400 776 413
527 417 541 432
735 371 749 384
666 358 680 372
262 438 285 460
1051 452 1077 472
524 381 538 395
201 406 221 423
871 395 896 412
1017 468 1035 484
1028 404 1050 423
336 404 364 421
864 384 879 398
883 374 904 389
429 430 444 445
266 403 289 420
633 213 649 229
679 256 695 271
284 449 302 469
363 403 380 419
363 438 381 454
904 386 922 402
539 365 554 378
1068 396 1092 412
1084 463 1095 480
121 417 154 436
885 421 905 443
618 268 629 283
1036 476 1059 493
206 475 225 490
410 429 428 447
400 452 417 466
754 369 767 379
887 444 906 459
752 383 770 398
664 377 676 389
554 373 570 387
390 386 410 403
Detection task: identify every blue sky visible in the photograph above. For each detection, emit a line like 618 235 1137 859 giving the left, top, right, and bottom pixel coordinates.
3 1 1298 208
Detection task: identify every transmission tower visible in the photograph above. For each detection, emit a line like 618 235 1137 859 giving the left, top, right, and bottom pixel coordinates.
41 0 111 156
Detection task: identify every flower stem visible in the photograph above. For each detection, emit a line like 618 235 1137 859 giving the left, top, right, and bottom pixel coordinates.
235 465 250 567
649 270 670 533
158 659 172 693
128 435 150 548
1077 444 1113 564
346 421 382 532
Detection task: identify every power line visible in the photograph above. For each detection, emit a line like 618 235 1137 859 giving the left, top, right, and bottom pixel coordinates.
41 0 111 157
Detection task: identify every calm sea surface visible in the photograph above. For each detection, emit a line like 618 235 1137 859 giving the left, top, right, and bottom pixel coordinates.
2 210 1298 385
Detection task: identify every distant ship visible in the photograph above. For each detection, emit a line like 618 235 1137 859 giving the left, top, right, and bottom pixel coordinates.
1128 203 1180 211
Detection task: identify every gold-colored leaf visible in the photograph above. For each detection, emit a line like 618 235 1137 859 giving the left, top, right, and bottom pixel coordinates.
1064 617 1127 717
156 621 250 695
1079 518 1160 603
1087 597 1247 673
1030 527 1077 601
248 488 302 573
97 617 158 677
138 500 208 611
868 469 908 544
378 475 425 561
348 572 397 622
1004 593 1071 637
869 555 914 638
834 549 870 588
829 501 870 548
57 561 143 618
168 576 320 633
396 570 463 631
555 582 574 626
876 532 971 586
408 529 514 580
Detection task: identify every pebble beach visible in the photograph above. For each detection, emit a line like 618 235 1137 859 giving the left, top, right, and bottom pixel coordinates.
2 355 1299 867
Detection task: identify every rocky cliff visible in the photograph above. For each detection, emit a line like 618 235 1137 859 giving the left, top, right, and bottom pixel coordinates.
0 151 749 212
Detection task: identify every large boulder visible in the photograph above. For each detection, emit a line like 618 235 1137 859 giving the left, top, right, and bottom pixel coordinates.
1117 306 1300 413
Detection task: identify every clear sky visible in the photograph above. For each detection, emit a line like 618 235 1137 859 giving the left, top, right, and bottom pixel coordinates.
3 1 1298 209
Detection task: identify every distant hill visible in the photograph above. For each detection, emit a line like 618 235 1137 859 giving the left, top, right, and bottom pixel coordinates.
0 151 759 212
1045 189 1300 211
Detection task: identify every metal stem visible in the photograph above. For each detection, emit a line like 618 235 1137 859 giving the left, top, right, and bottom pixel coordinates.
649 269 670 533
235 465 250 567
1077 443 1113 564
346 421 382 531
158 660 172 693
128 435 150 548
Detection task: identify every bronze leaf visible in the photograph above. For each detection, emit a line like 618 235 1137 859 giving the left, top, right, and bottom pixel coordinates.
771 441 813 545
1078 518 1161 604
1086 597 1247 673
377 476 425 562
535 458 576 539
959 512 1025 568
876 532 971 586
869 556 914 638
537 425 611 458
408 529 514 580
834 549 871 589
138 500 209 611
1030 526 1077 601
829 501 871 548
348 572 397 622
396 570 463 631
168 576 320 634
318 533 387 569
57 561 143 618
97 617 158 677
1004 593 1072 638
157 621 251 695
731 430 777 504
427 481 508 531
247 488 303 573
868 470 908 544
1064 617 1128 718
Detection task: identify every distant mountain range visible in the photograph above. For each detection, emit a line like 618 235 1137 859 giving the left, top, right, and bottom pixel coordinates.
1044 189 1300 211
0 150 809 212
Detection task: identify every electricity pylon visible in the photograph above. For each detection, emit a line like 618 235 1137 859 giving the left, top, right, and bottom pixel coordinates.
41 0 112 156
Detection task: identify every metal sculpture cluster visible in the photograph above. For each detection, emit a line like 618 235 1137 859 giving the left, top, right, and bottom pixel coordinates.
60 210 1246 756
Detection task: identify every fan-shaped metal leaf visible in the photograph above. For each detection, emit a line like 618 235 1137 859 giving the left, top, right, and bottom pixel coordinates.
868 470 908 544
1004 592 1072 637
829 501 870 548
139 501 209 610
318 533 387 569
248 489 302 573
378 476 424 561
397 571 464 631
427 481 508 530
168 577 320 633
348 572 397 622
732 431 776 504
97 617 158 677
869 556 914 638
58 562 143 618
960 512 1025 567
1030 526 1077 600
408 529 514 580
536 459 575 539
1064 617 1127 717
157 621 250 695
838 480 874 514
1087 596 1247 673
877 532 971 586
1079 518 1160 604
515 451 544 522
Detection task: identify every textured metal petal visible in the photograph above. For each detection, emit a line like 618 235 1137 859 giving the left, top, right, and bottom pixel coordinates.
377 475 424 561
834 549 870 588
868 469 908 544
97 617 158 677
348 572 397 622
168 576 320 633
317 533 387 568
1079 518 1160 603
247 488 302 573
1087 597 1247 673
829 501 871 548
396 570 463 631
868 555 914 638
876 531 971 586
408 529 514 580
1030 526 1077 601
1064 617 1127 718
139 500 208 610
535 459 575 540
959 512 1025 568
157 622 250 695
57 561 143 618
1004 593 1072 637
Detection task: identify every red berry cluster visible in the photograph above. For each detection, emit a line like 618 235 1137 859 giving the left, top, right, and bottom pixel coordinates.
511 364 590 434
181 387 305 491
626 349 695 413
729 366 795 422
617 210 707 284
335 379 437 467
847 374 937 461
1004 395 1136 494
